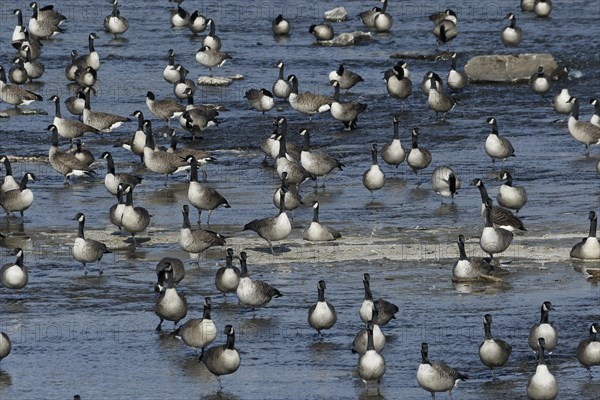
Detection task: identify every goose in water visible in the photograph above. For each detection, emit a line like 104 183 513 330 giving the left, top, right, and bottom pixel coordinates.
0 65 42 107
381 116 406 168
0 248 27 290
271 116 302 161
64 89 86 117
189 11 207 35
163 49 181 84
352 303 386 355
472 178 527 232
521 0 535 11
146 91 184 125
74 65 97 89
119 184 150 246
362 144 385 194
359 273 398 326
288 75 332 117
28 2 64 39
179 89 220 141
203 19 221 51
11 9 26 48
109 184 125 235
272 61 291 101
566 96 600 156
184 155 230 226
447 53 468 91
384 64 412 103
82 89 129 133
142 121 190 186
0 156 20 194
309 23 334 41
0 172 35 223
173 65 196 101
452 235 494 282
330 80 367 130
166 132 216 179
431 166 460 204
119 110 147 162
154 257 185 292
308 280 337 336
215 248 240 297
49 95 99 141
485 117 515 166
570 211 600 260
358 0 386 27
68 139 94 167
170 5 190 27
576 323 600 377
432 10 458 48
21 45 44 82
357 323 386 391
303 201 341 242
272 172 303 214
195 46 231 77
236 252 282 308
245 88 274 114
373 0 392 32
9 57 28 84
48 125 95 184
421 71 442 95
243 188 292 254
329 64 363 92
272 14 290 36
299 129 344 188
275 133 315 187
175 297 217 355
551 66 572 116
533 0 552 18
75 33 100 71
0 332 11 361
529 66 551 95
72 213 111 275
427 74 456 119
179 204 226 261
199 325 240 390
417 342 468 400
528 301 557 354
497 171 527 213
154 261 188 331
590 98 600 127
103 0 129 38
526 338 558 400
407 128 432 179
479 314 512 378
501 13 522 47
65 50 78 81
480 199 514 259
101 152 142 197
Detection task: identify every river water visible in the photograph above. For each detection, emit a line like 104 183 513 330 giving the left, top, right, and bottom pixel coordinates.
0 0 599 399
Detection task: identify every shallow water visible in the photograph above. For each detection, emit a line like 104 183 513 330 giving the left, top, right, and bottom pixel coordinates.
0 0 599 399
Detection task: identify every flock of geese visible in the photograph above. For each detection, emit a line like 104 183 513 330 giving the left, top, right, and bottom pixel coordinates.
0 0 599 398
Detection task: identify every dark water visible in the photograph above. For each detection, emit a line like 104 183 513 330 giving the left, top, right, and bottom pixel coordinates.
1 0 599 399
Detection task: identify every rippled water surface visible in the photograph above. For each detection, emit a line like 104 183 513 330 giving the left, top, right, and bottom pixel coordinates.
1 0 599 399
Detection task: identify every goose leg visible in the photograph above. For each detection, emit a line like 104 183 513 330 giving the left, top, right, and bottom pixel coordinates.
216 376 223 391
197 209 202 227
83 263 88 276
164 174 169 187
155 318 164 332
269 241 274 254
207 210 213 227
98 262 103 275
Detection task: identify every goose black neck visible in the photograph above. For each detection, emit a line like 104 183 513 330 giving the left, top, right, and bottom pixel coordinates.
278 190 286 215
54 98 62 118
302 131 310 151
510 16 517 28
182 208 191 229
484 204 494 228
169 135 178 151
589 215 597 238
202 302 212 320
380 0 388 13
504 174 513 187
451 56 457 71
490 122 499 135
136 114 144 131
393 119 399 139
124 190 134 206
31 5 38 19
366 327 375 351
363 279 372 300
111 2 118 16
277 135 288 159
317 285 325 302
189 158 199 182
484 322 493 340
225 252 233 269
88 35 95 52
239 257 248 277
536 344 546 366
448 174 457 194
77 218 85 239
278 64 284 80
167 52 174 66
312 204 319 223
333 84 340 102
208 20 216 36
290 78 299 94
16 251 24 267
51 128 59 147
16 10 23 26
164 268 175 289
458 238 467 260
144 124 155 148
571 98 580 119
421 347 430 364
186 92 194 107
370 147 377 165
0 67 6 84
226 330 235 350
84 89 91 110
105 154 115 174
2 157 13 176
476 182 489 204
19 174 29 190
540 307 550 324
411 132 419 149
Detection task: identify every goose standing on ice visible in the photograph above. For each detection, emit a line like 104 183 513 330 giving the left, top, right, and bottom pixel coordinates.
381 116 405 168
199 325 240 390
175 297 217 356
307 280 337 336
496 171 528 213
431 166 460 204
0 248 28 290
299 129 344 188
570 211 600 260
484 117 515 166
526 338 558 400
528 301 557 354
154 261 187 331
303 201 341 242
417 342 468 399
566 96 600 156
362 144 385 194
72 213 111 275
178 205 226 261
0 172 35 223
236 252 282 309
479 199 514 259
215 248 240 297
243 189 291 254
576 323 600 377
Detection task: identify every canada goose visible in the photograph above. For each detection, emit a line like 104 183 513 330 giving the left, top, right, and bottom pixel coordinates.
272 172 303 212
189 11 207 35
146 91 184 125
170 5 190 27
272 61 291 100
103 0 129 38
417 342 468 399
452 235 494 282
352 303 386 354
358 0 386 27
308 280 337 336
173 65 196 101
526 338 558 400
108 185 125 234
381 116 406 168
479 314 512 378
47 124 95 184
21 44 45 81
534 0 552 18
407 128 432 177
590 98 600 127
299 129 343 187
154 261 188 331
497 171 527 212
17 30 42 61
203 19 221 51
357 323 386 391
9 58 28 84
373 0 392 33
288 75 332 117
101 152 142 197
521 0 535 11
480 199 514 259
64 89 85 117
74 66 97 88
447 53 468 91
529 66 551 95
215 248 240 296
236 251 282 308
69 139 94 167
576 323 600 376
199 325 240 390
432 10 458 48
142 121 190 186
0 156 20 194
184 155 230 226
0 172 35 222
275 134 314 186
431 166 460 204
82 89 130 133
570 211 600 260
119 110 147 162
566 96 600 156
421 71 442 95
363 144 385 193
303 201 341 242
166 131 216 175
245 88 274 114
528 301 557 354
179 204 226 261
72 213 111 275
330 80 367 130
195 46 231 76
154 257 185 292
119 183 150 246
28 2 64 38
329 64 363 92
175 297 217 355
163 49 181 84
12 9 26 48
0 65 42 107
384 65 412 101
472 178 527 232
244 188 292 254
271 116 302 161
430 8 457 25
359 273 398 326
309 23 334 41
63 50 78 81
501 13 522 47
272 14 290 35
485 117 515 166
0 332 11 361
0 248 27 290
30 2 66 26
180 90 219 140
427 75 456 118
551 68 573 116
75 33 100 71
49 95 99 141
